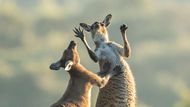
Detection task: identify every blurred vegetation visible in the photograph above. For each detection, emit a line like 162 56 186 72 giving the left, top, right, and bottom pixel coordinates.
0 0 190 107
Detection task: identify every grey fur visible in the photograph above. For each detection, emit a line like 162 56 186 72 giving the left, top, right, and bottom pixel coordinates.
74 14 136 107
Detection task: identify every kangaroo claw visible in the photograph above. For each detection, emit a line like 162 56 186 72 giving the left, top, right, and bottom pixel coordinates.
120 24 128 33
73 27 85 40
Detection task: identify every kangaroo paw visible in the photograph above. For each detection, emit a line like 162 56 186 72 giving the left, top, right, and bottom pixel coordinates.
120 24 128 33
73 27 85 40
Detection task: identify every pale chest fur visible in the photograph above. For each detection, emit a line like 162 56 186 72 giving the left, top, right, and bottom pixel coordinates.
94 42 122 70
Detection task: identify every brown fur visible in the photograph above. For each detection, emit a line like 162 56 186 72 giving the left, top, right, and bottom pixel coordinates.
74 14 136 107
50 41 110 107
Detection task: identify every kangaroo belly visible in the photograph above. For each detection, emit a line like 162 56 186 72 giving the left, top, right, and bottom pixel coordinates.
96 67 136 107
95 44 117 60
96 71 128 107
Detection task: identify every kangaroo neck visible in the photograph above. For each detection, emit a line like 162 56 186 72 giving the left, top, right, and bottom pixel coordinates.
92 33 109 45
61 77 92 107
94 37 109 47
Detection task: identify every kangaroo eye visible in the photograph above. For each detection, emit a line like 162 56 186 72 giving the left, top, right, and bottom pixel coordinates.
100 23 104 26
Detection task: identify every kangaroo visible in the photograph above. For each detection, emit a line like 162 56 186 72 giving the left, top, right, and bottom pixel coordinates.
49 41 121 107
74 14 136 107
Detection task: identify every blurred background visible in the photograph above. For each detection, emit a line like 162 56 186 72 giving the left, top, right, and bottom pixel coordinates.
0 0 190 107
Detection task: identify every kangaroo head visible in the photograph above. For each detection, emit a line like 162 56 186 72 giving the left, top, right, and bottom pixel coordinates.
50 41 80 71
80 14 112 43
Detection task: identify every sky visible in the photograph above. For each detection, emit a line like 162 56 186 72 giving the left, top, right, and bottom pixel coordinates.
0 0 190 107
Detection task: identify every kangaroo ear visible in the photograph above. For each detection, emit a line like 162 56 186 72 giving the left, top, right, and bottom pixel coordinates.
102 14 112 27
80 23 91 32
64 60 73 71
50 61 61 71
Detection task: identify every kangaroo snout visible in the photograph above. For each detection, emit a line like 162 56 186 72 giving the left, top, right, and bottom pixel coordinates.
68 40 77 49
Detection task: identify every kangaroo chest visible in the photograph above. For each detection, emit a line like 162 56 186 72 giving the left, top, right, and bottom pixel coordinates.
95 43 118 61
95 43 120 70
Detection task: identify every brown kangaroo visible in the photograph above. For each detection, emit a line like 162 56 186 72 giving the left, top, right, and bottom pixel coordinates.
74 14 136 107
49 41 121 107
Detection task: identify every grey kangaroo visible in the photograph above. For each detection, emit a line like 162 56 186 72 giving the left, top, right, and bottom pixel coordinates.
49 41 121 107
74 14 136 107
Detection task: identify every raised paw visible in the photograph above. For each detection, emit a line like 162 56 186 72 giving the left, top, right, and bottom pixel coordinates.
120 24 128 33
73 27 85 40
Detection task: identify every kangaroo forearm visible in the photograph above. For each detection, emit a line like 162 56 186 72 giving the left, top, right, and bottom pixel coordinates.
122 34 131 58
97 75 109 88
90 74 106 88
82 39 98 62
82 38 91 52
